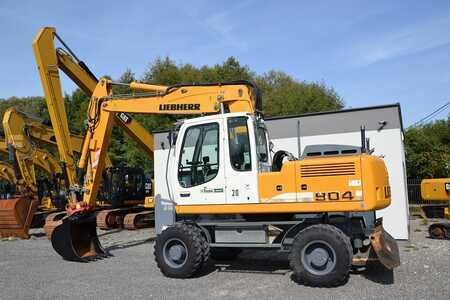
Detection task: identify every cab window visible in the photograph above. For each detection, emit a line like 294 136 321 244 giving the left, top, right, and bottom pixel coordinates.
256 126 268 162
228 117 252 171
178 123 219 188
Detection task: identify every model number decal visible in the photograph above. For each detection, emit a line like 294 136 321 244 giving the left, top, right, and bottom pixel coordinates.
315 191 356 201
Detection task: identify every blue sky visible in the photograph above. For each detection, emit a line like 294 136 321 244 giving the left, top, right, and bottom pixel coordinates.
1 0 449 126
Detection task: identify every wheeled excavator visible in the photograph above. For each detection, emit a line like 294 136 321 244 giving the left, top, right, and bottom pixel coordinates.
33 26 400 286
33 27 155 231
37 74 400 286
421 178 450 239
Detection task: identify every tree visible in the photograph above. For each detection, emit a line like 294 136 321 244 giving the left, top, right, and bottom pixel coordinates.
255 71 343 117
404 117 450 179
1 56 344 172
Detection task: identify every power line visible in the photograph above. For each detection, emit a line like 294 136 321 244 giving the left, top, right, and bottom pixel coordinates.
410 101 450 128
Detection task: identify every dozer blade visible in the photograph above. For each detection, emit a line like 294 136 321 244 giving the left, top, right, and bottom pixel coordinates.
51 212 109 262
370 224 400 269
0 196 39 239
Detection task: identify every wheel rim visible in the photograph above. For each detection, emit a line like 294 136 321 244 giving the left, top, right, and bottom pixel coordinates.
301 240 337 276
163 238 188 269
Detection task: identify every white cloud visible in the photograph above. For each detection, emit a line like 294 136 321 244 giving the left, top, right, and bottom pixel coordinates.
181 0 254 51
345 16 450 67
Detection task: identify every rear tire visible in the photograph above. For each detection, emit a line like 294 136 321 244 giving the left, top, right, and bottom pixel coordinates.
210 248 242 261
154 223 207 278
289 224 352 287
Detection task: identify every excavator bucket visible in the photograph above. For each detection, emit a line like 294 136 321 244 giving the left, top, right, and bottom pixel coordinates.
0 196 39 239
370 223 400 269
50 212 108 262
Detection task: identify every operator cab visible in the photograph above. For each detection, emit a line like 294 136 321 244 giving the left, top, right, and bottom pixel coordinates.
168 112 271 206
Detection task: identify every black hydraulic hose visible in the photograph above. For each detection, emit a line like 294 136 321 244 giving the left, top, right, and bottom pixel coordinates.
54 33 98 82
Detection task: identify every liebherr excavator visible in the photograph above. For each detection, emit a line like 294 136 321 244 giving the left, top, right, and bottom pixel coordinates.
421 178 450 239
33 27 399 286
33 27 155 230
38 79 399 286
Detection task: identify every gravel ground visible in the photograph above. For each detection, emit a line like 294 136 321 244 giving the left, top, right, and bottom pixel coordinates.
0 217 449 300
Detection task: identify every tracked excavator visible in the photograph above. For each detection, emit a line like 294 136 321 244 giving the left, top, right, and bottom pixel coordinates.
421 178 450 239
0 108 88 237
33 27 155 231
0 107 148 236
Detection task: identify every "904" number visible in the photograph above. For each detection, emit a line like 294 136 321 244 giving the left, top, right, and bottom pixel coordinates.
315 191 354 201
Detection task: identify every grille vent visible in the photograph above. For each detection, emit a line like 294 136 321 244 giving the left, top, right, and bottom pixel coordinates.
301 162 356 177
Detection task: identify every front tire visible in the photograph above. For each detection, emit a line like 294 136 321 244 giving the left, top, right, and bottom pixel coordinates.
154 223 207 278
289 224 352 287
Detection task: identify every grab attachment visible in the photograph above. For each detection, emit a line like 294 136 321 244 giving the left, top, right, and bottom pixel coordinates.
50 211 109 262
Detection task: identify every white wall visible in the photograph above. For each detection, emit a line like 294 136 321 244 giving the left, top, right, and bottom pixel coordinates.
271 128 409 240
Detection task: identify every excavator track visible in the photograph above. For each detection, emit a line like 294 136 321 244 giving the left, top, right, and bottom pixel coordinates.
96 207 146 230
421 205 447 219
428 222 450 240
123 211 154 230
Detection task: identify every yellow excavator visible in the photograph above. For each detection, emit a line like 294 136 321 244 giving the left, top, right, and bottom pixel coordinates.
33 27 400 287
421 178 450 239
54 77 401 286
33 25 402 285
0 107 142 237
0 108 87 238
33 27 155 231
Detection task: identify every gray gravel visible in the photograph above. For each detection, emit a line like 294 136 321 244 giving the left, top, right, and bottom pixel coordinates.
0 217 449 299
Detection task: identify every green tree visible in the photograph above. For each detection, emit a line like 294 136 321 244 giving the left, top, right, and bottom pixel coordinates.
1 56 344 172
255 71 343 117
405 118 450 178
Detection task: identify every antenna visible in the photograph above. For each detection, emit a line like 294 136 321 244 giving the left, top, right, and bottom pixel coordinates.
360 126 366 153
297 120 301 158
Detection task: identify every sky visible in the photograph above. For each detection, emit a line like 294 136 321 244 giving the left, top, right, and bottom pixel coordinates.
1 0 450 126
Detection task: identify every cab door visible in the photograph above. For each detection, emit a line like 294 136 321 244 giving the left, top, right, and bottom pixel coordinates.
173 118 226 205
223 116 259 204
